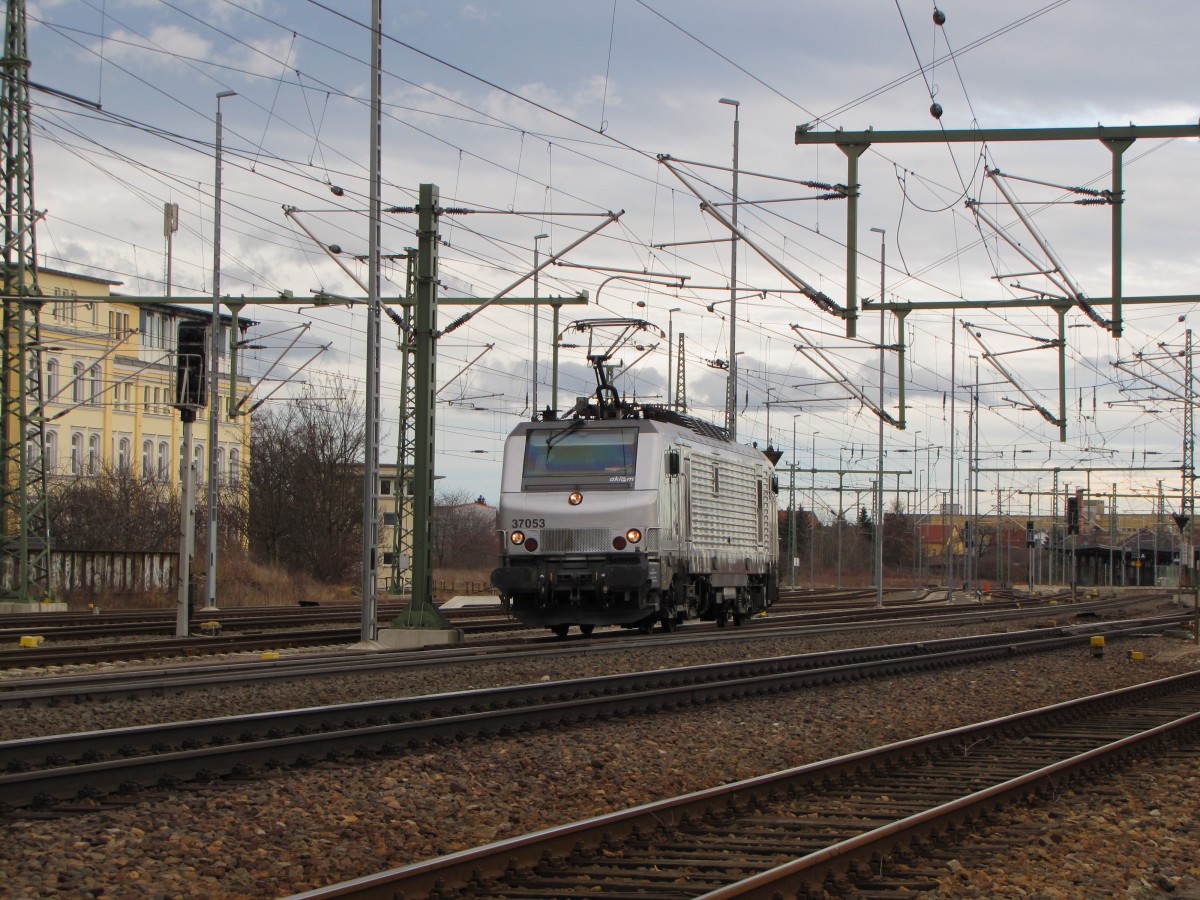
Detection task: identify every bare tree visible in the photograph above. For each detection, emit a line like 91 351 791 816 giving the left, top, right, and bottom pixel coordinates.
48 463 180 551
432 488 498 570
248 375 366 583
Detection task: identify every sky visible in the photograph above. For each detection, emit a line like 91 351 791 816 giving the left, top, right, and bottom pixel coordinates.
24 0 1200 521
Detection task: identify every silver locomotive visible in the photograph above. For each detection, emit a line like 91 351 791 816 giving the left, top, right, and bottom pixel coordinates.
492 320 779 636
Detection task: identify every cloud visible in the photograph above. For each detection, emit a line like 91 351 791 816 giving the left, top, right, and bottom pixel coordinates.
228 33 302 80
100 25 213 69
460 4 495 25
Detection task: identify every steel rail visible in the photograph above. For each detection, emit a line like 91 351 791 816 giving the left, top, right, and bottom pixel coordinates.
0 593 1159 706
0 615 1187 811
284 669 1200 899
0 594 1171 706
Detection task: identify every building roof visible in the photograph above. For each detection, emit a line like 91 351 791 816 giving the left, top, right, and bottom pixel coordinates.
34 265 123 287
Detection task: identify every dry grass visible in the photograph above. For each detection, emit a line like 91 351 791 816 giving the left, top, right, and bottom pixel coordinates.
431 568 496 601
55 559 495 610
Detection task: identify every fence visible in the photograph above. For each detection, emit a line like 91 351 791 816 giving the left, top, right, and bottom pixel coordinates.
47 550 177 594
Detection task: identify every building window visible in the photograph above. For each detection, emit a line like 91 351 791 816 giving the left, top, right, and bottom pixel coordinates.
45 358 59 402
216 447 226 485
194 444 204 483
88 365 101 406
139 310 168 349
381 479 392 496
229 448 240 485
88 433 100 474
71 432 83 476
179 441 186 482
158 441 169 481
142 440 154 479
45 430 58 474
383 512 397 526
108 310 130 339
72 361 85 403
118 437 131 472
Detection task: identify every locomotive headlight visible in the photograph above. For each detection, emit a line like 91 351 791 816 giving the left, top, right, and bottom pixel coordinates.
625 528 642 544
568 491 584 506
510 531 525 545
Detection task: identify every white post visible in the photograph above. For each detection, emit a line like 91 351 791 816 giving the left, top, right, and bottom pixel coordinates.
176 417 195 637
204 89 236 613
719 97 740 440
870 226 886 608
532 233 548 418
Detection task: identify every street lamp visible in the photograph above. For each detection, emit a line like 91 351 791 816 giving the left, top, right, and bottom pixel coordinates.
810 428 820 587
667 307 681 409
719 97 740 440
789 414 806 587
870 226 886 608
532 233 549 418
203 89 237 614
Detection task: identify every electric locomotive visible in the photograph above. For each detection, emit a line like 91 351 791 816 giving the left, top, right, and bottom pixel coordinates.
492 319 779 636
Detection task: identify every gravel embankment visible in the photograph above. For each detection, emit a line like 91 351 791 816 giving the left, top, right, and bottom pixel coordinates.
1 612 1199 898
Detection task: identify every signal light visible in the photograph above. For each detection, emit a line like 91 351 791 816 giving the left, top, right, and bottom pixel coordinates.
175 322 208 413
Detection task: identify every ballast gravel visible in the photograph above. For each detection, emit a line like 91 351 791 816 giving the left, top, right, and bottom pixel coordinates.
1 608 1199 899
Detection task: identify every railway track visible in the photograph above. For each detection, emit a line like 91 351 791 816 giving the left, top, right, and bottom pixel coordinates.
0 602 485 641
286 668 1200 899
0 613 1186 813
0 593 1166 706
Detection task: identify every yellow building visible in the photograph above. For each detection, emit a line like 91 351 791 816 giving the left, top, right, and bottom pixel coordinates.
35 267 251 493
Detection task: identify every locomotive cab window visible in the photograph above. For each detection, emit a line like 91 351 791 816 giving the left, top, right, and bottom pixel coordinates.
522 425 638 489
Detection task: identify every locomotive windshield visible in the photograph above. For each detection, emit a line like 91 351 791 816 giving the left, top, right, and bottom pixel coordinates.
522 425 638 488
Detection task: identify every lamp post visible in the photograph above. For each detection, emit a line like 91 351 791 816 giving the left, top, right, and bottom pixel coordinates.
870 226 886 608
790 414 804 586
667 307 681 408
811 429 819 587
837 447 848 589
532 233 549 418
719 97 740 440
203 89 236 613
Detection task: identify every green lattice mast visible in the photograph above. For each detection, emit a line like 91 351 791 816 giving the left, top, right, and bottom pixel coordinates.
1 0 52 601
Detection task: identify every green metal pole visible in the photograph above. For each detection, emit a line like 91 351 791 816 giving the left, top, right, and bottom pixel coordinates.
394 184 450 629
838 143 869 340
1103 138 1134 340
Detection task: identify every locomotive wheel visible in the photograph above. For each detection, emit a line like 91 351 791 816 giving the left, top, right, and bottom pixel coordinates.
715 608 728 628
660 613 677 633
551 624 570 638
580 623 595 636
